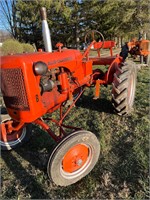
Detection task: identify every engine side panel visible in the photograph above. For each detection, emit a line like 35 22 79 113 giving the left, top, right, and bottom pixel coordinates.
1 49 90 123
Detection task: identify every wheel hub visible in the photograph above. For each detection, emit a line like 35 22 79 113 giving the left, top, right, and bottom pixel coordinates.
62 144 89 173
0 119 27 150
1 122 23 142
76 159 83 166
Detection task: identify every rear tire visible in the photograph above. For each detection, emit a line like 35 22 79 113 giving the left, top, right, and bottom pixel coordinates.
47 130 100 186
140 55 144 64
144 42 150 65
144 55 150 65
112 60 137 115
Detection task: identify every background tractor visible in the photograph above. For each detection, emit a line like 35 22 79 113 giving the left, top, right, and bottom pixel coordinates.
0 7 137 186
120 38 150 65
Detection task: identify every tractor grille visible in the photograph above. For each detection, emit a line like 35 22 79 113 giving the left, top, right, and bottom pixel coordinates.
1 68 30 111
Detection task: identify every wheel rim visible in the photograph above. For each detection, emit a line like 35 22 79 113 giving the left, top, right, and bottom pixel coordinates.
0 119 26 148
60 143 93 179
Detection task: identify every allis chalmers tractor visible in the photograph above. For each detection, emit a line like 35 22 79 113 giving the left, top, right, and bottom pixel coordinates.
120 38 150 65
0 8 137 186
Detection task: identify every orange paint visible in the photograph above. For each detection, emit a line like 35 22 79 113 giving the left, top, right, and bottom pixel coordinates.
1 39 123 139
62 144 89 173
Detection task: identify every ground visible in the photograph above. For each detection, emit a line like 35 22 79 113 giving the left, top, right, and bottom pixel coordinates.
0 56 149 199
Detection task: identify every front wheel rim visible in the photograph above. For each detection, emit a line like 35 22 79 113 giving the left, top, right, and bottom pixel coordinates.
0 122 26 148
60 143 93 179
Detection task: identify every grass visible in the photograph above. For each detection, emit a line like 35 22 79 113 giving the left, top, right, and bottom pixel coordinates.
1 64 149 199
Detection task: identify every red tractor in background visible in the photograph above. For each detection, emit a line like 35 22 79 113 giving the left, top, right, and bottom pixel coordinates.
120 38 150 65
0 8 137 186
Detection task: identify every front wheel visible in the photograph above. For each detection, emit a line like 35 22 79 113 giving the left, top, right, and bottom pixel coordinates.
112 60 137 115
0 114 32 150
47 130 100 186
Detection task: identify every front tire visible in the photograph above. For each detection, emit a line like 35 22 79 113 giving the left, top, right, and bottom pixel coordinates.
47 130 100 186
112 60 137 115
0 114 32 150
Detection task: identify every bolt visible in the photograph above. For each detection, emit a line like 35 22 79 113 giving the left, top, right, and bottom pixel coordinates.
76 159 83 166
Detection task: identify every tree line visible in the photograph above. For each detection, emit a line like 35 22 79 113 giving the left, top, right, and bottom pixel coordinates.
0 0 149 49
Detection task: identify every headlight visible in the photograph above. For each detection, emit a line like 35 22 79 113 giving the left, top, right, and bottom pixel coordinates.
33 61 48 75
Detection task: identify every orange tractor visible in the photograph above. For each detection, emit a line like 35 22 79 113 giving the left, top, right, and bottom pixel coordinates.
0 8 137 186
120 38 150 65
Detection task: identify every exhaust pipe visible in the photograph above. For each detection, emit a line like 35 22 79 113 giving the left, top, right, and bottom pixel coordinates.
40 7 52 52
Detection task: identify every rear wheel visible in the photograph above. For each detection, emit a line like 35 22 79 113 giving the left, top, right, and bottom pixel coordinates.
140 55 144 64
144 42 150 65
47 130 100 186
112 60 137 115
144 54 150 65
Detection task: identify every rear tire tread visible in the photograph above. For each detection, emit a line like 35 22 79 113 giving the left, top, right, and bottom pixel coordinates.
112 61 137 115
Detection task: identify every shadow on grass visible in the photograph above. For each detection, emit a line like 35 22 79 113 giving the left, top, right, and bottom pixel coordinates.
76 95 114 114
1 125 57 199
111 131 148 186
85 131 148 199
1 151 51 199
15 125 56 172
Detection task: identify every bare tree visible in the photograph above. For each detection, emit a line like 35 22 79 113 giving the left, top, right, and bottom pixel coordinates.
0 0 17 38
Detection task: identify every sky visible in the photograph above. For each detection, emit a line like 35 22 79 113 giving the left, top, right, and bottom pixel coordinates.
0 0 83 32
0 0 11 32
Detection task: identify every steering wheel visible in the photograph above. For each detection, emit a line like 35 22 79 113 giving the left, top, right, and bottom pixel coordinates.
84 30 105 50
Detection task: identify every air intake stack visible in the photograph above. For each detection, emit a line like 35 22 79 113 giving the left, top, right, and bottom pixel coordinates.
40 7 52 52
